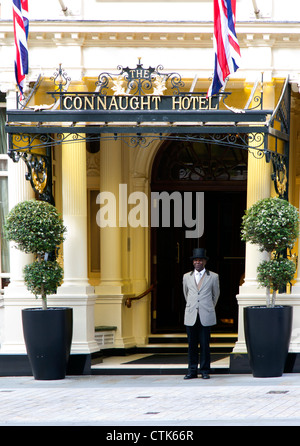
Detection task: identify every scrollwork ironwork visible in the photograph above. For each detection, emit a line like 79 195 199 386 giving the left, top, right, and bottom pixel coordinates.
8 130 268 154
8 134 54 203
10 149 54 203
8 129 285 203
271 154 288 198
152 138 249 182
51 63 71 93
96 59 184 96
221 93 262 111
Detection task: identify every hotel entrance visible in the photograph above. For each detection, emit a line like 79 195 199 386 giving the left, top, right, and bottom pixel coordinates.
4 58 290 368
151 139 247 334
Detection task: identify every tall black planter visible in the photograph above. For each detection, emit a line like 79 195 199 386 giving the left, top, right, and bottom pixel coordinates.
22 307 73 380
244 305 292 378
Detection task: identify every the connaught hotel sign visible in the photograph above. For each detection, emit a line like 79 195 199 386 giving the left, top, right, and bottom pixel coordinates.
62 93 219 112
58 61 220 112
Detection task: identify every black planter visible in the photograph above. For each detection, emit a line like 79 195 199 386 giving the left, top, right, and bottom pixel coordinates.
244 305 292 378
22 307 73 380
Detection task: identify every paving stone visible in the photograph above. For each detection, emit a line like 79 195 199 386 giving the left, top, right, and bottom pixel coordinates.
0 374 300 426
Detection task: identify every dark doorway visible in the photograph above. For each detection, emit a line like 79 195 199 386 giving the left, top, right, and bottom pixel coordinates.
150 140 247 333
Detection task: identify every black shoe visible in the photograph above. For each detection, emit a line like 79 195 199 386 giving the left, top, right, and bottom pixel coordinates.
201 373 210 379
184 373 197 380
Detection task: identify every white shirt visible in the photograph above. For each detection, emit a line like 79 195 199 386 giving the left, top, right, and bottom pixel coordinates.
194 268 206 285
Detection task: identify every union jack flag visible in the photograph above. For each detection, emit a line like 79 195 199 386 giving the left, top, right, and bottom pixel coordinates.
12 0 29 100
207 0 241 97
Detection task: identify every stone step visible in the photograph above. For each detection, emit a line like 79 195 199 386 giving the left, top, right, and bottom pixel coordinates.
148 333 237 343
141 333 237 354
91 352 230 375
91 333 237 375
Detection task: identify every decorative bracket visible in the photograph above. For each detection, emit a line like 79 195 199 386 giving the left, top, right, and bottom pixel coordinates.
9 135 54 204
271 154 288 199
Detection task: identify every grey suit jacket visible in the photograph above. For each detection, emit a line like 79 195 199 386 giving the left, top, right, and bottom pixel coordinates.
183 269 220 327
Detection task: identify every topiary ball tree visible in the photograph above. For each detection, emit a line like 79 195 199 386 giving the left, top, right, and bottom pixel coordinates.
241 196 299 253
4 199 66 310
241 197 300 307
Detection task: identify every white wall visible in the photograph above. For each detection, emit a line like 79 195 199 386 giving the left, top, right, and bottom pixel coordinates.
1 0 300 94
2 0 298 22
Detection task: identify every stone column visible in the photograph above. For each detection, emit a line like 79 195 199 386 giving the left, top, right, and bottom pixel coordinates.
55 134 98 354
95 138 135 349
240 151 272 293
96 138 123 294
232 144 272 354
1 158 35 353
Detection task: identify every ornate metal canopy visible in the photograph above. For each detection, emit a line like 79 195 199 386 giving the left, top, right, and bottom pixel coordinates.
5 62 290 203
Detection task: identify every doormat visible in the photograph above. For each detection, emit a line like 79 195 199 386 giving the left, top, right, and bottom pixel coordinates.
126 353 228 364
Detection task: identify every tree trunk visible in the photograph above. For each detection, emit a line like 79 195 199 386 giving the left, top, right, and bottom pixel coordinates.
266 287 271 307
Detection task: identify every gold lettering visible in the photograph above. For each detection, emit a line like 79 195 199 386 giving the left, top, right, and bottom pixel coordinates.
152 96 161 110
136 69 143 78
144 69 150 78
97 96 107 110
73 96 83 110
84 96 94 110
140 96 151 110
130 96 139 110
190 96 198 110
118 96 129 110
181 96 191 110
63 96 73 110
172 96 182 110
62 92 218 113
108 96 119 110
198 97 208 110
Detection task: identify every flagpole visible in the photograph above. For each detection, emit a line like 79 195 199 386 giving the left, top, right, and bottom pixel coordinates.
252 0 260 19
58 0 70 16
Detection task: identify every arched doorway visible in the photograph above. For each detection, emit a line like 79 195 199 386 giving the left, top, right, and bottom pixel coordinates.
151 139 247 333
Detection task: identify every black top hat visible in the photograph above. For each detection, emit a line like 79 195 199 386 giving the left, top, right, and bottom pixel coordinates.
190 248 209 260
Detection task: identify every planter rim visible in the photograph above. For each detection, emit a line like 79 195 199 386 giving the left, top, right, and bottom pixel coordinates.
244 305 292 310
22 307 72 312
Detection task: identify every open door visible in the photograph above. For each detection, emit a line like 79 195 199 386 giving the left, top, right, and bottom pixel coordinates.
151 190 246 333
